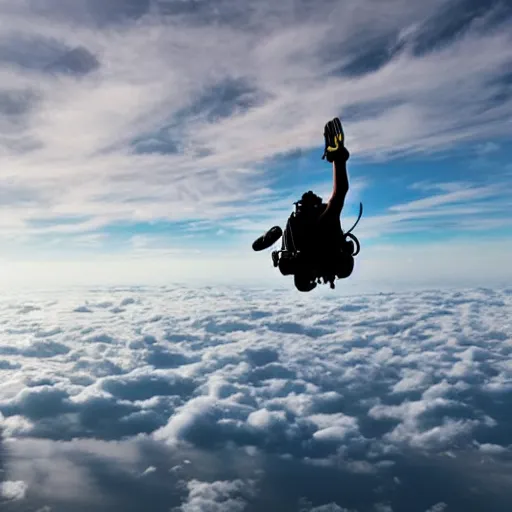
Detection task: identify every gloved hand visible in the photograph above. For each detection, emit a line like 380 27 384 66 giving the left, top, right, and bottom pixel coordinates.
322 117 350 163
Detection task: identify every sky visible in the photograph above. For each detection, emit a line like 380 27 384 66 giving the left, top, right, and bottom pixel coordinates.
0 0 511 290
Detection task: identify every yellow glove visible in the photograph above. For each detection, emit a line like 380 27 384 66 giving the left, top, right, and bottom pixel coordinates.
322 117 349 163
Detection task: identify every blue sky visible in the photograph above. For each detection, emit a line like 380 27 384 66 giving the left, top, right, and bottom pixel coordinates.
0 0 511 289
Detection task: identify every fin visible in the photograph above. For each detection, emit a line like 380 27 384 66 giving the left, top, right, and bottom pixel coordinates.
252 226 283 252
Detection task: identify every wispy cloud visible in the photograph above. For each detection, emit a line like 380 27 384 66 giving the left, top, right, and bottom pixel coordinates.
391 185 499 212
356 180 512 240
0 0 510 257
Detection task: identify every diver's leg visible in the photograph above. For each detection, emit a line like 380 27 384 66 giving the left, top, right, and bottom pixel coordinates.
252 226 283 251
314 156 349 253
315 154 351 281
323 154 350 219
320 117 350 219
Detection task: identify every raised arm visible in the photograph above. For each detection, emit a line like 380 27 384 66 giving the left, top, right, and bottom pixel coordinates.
324 151 350 217
320 117 350 219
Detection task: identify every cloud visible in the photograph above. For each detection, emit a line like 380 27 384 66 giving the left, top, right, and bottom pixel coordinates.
0 480 28 501
44 45 100 77
0 285 509 512
425 503 447 512
174 479 255 512
388 185 500 213
306 504 353 512
353 177 512 243
0 0 510 252
374 505 393 512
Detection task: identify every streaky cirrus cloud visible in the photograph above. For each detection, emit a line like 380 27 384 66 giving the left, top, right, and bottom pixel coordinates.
0 0 510 250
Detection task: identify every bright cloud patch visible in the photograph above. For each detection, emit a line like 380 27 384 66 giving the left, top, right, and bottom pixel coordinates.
0 480 28 501
175 479 255 512
0 286 511 511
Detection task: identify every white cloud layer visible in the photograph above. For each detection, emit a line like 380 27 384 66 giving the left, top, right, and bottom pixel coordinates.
0 285 511 510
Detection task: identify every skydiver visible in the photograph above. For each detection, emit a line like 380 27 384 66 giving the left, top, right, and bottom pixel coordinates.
252 117 361 292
